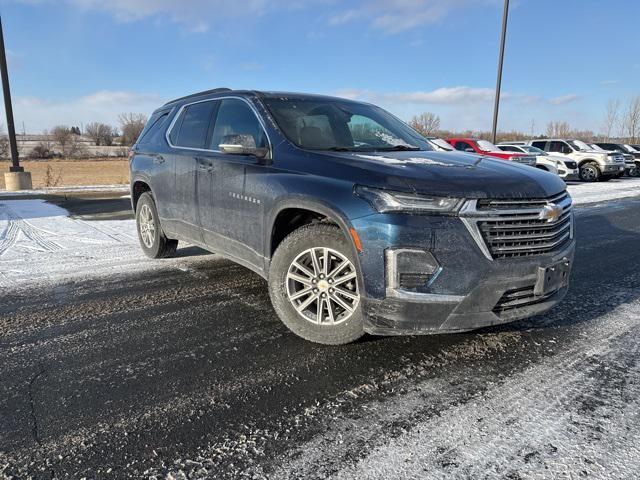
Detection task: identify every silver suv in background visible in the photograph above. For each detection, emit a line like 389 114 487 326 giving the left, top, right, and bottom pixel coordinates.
527 139 625 182
497 143 579 181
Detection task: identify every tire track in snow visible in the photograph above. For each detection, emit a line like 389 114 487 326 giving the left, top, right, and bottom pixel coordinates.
0 204 62 255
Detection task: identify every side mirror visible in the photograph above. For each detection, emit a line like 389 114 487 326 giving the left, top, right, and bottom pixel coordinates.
219 134 269 159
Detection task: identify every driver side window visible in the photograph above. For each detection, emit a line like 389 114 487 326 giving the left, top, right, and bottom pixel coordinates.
209 99 268 151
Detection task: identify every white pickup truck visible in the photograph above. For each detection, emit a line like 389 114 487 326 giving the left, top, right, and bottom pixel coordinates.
527 139 625 182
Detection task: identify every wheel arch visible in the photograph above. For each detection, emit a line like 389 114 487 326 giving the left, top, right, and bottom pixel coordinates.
266 198 364 284
131 177 153 212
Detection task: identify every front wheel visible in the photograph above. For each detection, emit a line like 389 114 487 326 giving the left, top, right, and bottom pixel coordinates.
268 224 364 345
579 162 601 182
136 192 178 259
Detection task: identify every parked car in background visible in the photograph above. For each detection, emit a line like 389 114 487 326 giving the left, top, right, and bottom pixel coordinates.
425 137 456 152
593 142 638 176
498 143 579 180
447 138 537 166
130 88 575 345
527 139 625 182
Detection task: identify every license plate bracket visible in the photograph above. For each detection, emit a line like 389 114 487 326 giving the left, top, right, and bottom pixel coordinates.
534 259 571 296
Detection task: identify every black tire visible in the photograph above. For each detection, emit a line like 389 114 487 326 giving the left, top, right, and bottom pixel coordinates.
579 162 601 182
268 223 364 345
135 191 178 259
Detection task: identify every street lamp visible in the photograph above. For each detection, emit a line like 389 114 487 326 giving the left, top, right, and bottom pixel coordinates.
0 15 32 191
491 0 509 144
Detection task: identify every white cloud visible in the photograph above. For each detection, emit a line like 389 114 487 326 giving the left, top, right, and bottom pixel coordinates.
548 94 581 105
329 0 500 34
332 87 591 132
34 0 309 32
3 90 165 133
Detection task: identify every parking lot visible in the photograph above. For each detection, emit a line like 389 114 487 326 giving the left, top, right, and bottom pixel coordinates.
1 178 640 479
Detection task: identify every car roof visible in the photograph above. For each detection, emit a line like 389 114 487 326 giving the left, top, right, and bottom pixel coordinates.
162 88 366 109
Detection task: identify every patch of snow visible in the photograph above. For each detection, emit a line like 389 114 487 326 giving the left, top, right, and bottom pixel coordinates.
0 184 129 196
568 177 640 205
0 199 213 291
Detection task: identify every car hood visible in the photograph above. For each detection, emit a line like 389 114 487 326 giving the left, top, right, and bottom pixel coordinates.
315 150 566 199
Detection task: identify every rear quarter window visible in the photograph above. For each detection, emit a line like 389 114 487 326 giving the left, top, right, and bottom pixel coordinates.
137 112 170 146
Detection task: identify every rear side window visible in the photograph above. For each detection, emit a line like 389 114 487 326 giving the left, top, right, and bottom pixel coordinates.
548 141 567 153
209 99 268 150
138 112 169 146
454 141 471 151
172 101 216 149
531 141 547 150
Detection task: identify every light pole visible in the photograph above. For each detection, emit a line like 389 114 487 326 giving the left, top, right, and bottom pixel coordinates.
0 15 31 190
491 0 509 144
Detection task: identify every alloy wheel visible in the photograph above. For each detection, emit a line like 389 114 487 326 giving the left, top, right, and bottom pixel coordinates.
286 247 359 325
139 204 156 248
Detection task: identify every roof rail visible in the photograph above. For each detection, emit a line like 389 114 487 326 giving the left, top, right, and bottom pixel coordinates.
163 87 232 106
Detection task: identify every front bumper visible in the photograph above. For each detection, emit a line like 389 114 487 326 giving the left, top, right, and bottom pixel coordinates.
559 169 580 181
351 210 575 336
602 164 625 174
362 245 574 335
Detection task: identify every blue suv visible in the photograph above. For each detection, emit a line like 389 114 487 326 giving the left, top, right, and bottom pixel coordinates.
130 88 575 344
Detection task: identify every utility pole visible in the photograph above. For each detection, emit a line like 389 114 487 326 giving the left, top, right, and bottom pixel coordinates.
0 15 32 190
491 0 509 144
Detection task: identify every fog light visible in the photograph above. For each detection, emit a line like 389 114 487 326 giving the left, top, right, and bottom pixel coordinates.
386 249 441 293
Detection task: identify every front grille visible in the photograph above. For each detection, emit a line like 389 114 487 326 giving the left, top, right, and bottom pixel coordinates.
493 285 561 314
463 191 573 260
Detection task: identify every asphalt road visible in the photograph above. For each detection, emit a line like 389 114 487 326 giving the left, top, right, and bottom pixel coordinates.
1 197 640 479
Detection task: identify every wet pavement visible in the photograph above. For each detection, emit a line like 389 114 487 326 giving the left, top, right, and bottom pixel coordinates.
1 197 639 479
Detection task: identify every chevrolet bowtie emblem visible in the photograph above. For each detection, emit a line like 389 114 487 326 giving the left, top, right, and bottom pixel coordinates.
539 203 563 223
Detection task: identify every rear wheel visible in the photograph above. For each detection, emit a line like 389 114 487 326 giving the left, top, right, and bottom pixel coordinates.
268 224 364 345
136 192 178 259
579 162 600 182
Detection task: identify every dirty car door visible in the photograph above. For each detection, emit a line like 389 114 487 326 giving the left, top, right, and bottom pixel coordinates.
168 100 217 244
205 98 270 271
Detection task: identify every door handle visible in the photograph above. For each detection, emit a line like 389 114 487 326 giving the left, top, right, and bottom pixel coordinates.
196 157 214 173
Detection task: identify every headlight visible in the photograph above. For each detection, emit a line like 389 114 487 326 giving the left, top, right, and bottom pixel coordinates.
355 186 464 214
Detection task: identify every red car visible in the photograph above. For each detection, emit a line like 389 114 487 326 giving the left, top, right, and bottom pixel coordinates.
447 138 536 166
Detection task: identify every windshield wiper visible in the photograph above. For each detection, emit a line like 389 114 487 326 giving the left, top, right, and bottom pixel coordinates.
324 147 359 152
375 145 421 152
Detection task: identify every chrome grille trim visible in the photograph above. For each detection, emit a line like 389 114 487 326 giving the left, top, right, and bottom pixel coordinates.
460 192 574 260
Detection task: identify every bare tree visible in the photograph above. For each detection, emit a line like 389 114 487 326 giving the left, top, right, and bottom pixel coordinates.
602 99 620 140
118 113 147 146
621 96 640 143
86 122 116 146
545 121 572 138
409 112 441 136
51 125 83 158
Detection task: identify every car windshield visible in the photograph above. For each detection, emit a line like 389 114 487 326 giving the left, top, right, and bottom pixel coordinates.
623 144 639 153
476 140 503 152
262 96 432 152
430 138 454 151
520 145 546 155
590 144 606 152
568 140 592 151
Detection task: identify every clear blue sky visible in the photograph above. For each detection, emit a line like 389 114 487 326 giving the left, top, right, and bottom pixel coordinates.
1 0 638 134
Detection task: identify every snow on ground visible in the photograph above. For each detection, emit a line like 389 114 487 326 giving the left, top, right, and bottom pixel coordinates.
567 177 640 205
0 178 638 291
0 184 129 196
0 199 213 291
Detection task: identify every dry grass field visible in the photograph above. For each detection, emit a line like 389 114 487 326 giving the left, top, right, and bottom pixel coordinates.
0 158 129 189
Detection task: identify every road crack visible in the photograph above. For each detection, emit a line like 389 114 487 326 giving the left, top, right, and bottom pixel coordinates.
27 366 47 446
